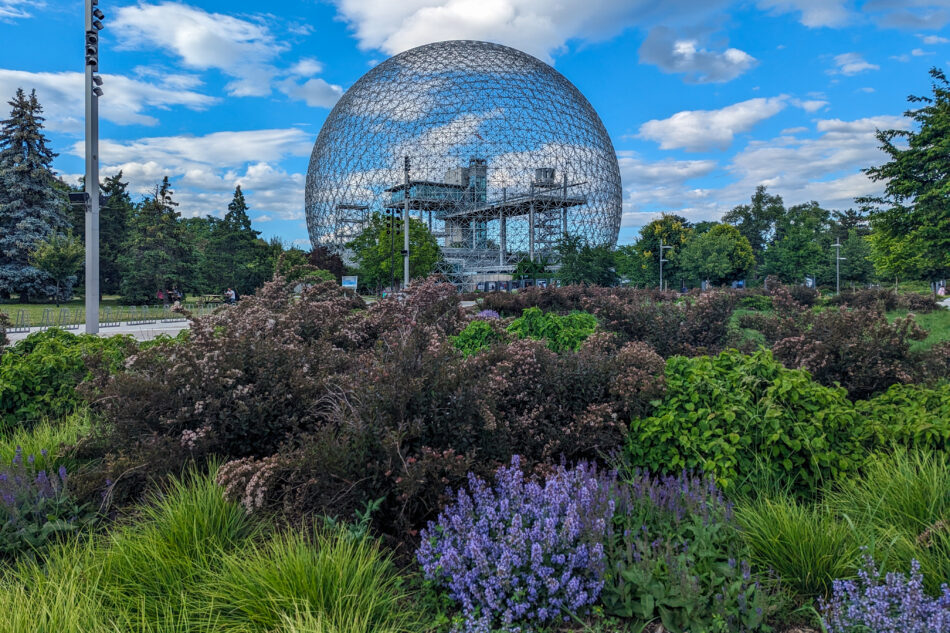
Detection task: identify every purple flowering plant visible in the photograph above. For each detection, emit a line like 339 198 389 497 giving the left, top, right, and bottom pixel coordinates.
0 446 94 559
820 555 950 633
417 456 614 632
475 309 501 320
601 470 775 632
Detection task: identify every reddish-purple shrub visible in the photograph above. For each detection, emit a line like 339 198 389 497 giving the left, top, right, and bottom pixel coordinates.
773 309 928 399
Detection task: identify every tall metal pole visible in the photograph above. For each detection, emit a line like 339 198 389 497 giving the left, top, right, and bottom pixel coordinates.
659 239 673 291
403 155 410 290
84 0 103 334
833 240 845 295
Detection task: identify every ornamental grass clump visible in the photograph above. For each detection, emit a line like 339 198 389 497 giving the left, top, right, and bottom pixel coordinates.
417 457 614 632
819 556 950 633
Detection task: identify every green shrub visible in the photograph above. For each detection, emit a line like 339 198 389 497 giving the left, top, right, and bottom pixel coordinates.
627 350 865 497
739 294 773 311
0 311 9 349
450 319 506 357
507 306 597 352
857 383 950 452
0 410 89 473
0 329 134 430
208 528 414 633
735 493 862 601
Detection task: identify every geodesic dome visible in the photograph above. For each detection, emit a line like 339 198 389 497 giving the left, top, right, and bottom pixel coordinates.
305 40 621 278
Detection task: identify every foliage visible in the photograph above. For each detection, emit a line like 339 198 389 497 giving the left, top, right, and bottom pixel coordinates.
512 254 550 280
627 350 865 497
861 67 950 286
307 244 346 281
0 411 89 473
825 449 950 594
507 307 598 352
450 318 507 357
209 527 414 633
557 234 619 286
722 186 785 271
819 556 950 633
678 223 756 286
0 446 95 560
735 493 862 600
0 88 69 301
417 457 613 632
0 329 134 430
772 308 928 399
28 230 83 303
856 383 950 452
603 470 775 632
0 310 8 348
117 177 193 304
761 202 834 285
347 213 441 290
615 214 692 288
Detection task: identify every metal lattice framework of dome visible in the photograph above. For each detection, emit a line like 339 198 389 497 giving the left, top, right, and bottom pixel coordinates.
305 39 622 282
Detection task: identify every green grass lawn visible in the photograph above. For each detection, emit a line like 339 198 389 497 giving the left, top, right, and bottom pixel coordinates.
887 307 950 350
0 295 208 326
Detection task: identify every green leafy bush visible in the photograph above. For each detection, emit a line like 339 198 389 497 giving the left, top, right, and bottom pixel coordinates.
627 350 865 497
0 329 133 430
0 311 9 349
507 306 597 352
857 383 950 451
450 318 507 357
739 294 773 311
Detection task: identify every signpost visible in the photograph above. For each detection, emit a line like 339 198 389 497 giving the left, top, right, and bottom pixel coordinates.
342 275 358 290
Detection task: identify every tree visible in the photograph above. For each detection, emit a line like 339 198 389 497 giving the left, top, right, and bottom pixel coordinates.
837 229 874 287
0 88 69 300
29 231 83 304
556 234 619 286
615 214 692 287
722 186 785 270
679 223 755 286
99 172 134 295
347 213 441 290
861 67 950 290
307 245 345 280
761 202 833 284
206 186 270 294
117 177 192 304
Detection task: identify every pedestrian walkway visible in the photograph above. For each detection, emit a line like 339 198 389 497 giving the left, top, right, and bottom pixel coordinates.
6 320 190 344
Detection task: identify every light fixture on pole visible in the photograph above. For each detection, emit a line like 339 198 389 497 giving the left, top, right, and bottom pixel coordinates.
833 240 846 295
659 238 673 291
84 0 104 333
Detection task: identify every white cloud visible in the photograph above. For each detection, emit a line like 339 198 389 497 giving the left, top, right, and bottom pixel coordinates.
638 97 787 152
860 87 876 93
920 34 950 44
791 98 828 112
756 0 851 27
329 0 731 60
625 114 909 227
277 78 344 108
912 47 935 55
0 69 217 131
618 151 718 216
114 2 284 97
638 27 757 83
255 214 274 222
67 129 314 220
829 52 880 75
289 58 324 77
0 0 38 20
780 126 809 134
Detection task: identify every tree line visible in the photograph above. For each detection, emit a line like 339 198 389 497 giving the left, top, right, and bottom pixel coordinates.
0 88 311 304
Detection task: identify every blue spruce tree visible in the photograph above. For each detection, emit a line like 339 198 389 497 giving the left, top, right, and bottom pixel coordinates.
0 89 69 300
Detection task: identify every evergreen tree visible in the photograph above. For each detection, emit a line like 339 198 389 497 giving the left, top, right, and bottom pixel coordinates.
0 88 69 300
117 177 191 304
100 172 134 295
217 185 270 293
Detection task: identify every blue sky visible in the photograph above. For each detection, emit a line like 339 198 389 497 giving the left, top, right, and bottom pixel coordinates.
1 0 948 247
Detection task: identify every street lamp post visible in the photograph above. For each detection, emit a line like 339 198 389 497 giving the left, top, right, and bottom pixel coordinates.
84 0 104 333
833 240 846 295
659 238 673 291
403 155 410 290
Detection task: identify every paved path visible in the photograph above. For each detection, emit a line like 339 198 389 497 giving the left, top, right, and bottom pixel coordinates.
6 320 190 344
